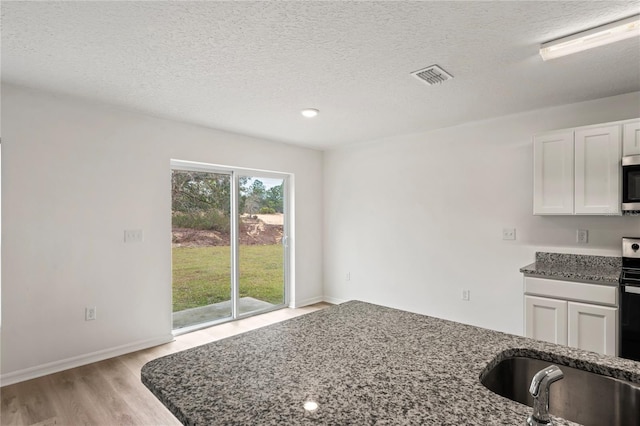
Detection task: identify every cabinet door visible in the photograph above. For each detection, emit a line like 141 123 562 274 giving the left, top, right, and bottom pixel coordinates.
568 302 617 356
623 120 640 156
525 296 568 345
533 131 574 215
574 125 621 215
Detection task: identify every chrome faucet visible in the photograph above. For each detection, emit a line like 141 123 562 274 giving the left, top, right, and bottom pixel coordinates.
526 365 564 426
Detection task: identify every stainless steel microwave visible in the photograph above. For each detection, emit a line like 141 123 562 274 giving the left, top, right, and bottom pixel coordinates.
622 155 640 211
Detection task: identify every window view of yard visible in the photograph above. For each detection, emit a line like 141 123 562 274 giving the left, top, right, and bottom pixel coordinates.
172 242 284 312
171 170 285 326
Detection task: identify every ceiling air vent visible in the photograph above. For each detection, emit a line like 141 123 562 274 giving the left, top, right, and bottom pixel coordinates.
410 65 453 86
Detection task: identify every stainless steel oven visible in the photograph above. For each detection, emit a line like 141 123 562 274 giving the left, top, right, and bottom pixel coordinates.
622 155 640 212
620 237 640 361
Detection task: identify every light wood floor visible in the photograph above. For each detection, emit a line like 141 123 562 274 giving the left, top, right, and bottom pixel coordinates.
0 303 331 426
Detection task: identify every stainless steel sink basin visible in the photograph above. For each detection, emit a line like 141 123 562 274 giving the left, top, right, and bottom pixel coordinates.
481 356 640 426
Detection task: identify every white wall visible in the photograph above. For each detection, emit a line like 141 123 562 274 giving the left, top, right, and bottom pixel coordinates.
0 84 324 384
324 91 640 335
2 84 638 386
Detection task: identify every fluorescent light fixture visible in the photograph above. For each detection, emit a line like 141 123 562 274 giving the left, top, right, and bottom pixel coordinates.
301 108 319 118
540 14 640 61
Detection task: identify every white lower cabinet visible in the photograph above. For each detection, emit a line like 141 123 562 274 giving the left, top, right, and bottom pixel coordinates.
525 296 568 345
568 302 617 356
524 277 618 356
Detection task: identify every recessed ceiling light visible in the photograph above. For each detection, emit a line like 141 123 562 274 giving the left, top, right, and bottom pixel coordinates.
540 14 640 61
301 108 319 118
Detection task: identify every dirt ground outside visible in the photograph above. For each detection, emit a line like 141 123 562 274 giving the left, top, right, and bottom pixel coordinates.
172 214 284 247
253 213 283 225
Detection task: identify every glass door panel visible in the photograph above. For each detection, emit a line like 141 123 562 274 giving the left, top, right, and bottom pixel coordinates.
237 176 286 316
171 170 232 330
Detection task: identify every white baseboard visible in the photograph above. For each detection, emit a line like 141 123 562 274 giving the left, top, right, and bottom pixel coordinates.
0 334 174 387
290 295 325 308
323 296 348 305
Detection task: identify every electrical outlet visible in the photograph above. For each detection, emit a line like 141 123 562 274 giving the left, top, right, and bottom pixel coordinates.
85 307 97 321
502 228 516 240
124 229 143 243
462 289 471 301
577 229 588 244
346 272 351 281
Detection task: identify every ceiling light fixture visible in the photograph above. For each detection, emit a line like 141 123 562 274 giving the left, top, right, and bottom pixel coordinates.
301 108 319 118
540 14 640 61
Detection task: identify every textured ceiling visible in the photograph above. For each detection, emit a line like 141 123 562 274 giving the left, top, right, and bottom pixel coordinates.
2 1 640 149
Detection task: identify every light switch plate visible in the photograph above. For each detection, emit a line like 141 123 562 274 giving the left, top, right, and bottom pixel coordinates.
502 228 516 240
124 229 143 243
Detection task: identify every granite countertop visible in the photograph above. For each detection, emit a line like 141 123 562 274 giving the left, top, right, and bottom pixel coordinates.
520 252 621 285
141 301 640 425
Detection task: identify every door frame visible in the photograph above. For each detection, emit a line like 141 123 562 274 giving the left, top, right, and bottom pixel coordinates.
170 159 292 335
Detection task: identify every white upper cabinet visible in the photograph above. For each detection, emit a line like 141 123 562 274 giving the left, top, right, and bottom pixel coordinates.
574 125 621 215
533 119 635 216
623 120 640 156
533 132 574 214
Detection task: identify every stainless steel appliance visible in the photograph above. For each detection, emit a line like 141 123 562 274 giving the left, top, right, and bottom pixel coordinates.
622 155 640 212
620 237 640 361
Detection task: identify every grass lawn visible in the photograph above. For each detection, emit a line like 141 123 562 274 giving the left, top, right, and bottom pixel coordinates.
172 244 284 312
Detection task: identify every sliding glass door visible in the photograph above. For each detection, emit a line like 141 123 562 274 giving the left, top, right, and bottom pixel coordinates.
171 169 233 329
170 161 289 332
237 175 286 316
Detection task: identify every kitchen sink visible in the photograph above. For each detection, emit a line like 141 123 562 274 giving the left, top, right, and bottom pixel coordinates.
481 356 640 426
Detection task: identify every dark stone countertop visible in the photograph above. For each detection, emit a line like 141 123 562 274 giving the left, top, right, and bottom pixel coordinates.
520 252 621 285
141 301 640 425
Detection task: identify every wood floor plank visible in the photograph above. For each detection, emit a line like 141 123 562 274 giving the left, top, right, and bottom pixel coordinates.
73 362 142 425
117 351 156 379
0 383 24 426
24 417 60 426
0 303 330 425
44 367 105 425
9 379 57 426
101 358 180 425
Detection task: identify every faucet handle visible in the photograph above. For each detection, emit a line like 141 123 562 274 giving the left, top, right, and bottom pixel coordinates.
529 365 564 397
527 365 564 426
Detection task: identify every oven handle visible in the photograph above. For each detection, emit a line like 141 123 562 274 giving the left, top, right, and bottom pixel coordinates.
622 285 640 294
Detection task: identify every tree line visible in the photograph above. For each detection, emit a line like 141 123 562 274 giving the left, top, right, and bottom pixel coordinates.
171 171 283 231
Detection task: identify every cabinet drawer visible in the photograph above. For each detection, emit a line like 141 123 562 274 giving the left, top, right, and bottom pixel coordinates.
524 277 617 306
